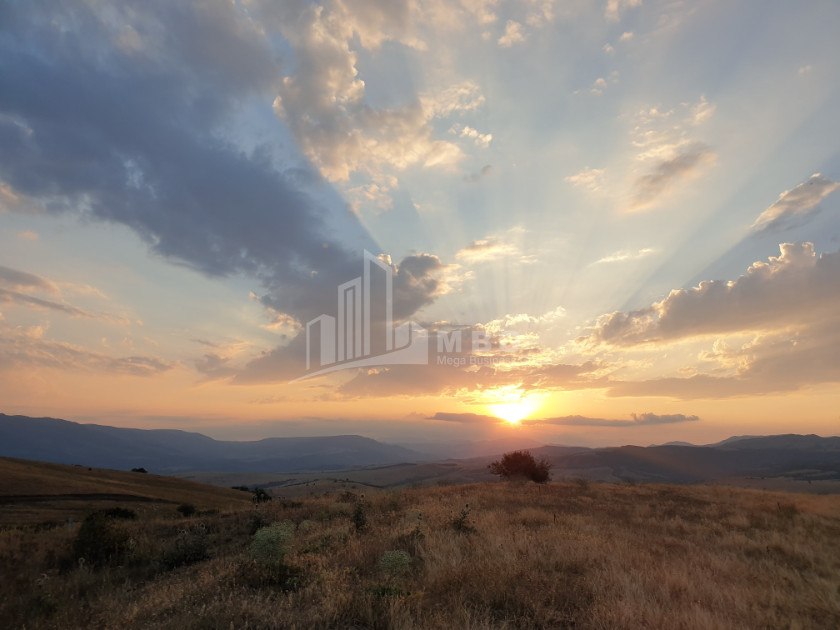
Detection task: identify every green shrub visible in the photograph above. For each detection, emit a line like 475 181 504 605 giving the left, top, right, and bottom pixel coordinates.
250 521 295 569
451 504 475 534
246 521 298 587
380 550 412 579
159 526 208 569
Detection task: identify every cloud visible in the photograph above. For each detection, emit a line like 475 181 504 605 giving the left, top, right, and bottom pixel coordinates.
593 248 655 264
0 0 386 328
450 124 493 148
631 143 716 210
391 254 462 319
0 319 172 376
605 0 642 22
688 95 716 126
583 242 840 347
254 1 482 182
464 164 493 183
429 412 498 424
565 167 605 192
619 31 634 42
607 322 840 398
346 175 399 215
0 265 58 294
17 230 38 240
627 97 716 209
532 412 698 426
498 20 526 47
752 174 840 232
455 238 520 263
237 252 464 383
0 265 129 324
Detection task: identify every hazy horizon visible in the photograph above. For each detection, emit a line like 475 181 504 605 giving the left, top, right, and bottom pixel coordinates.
2 1 839 448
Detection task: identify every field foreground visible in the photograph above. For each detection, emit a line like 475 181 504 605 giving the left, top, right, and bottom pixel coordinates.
1 462 839 629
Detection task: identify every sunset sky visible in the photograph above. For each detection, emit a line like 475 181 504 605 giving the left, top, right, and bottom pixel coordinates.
1 0 839 447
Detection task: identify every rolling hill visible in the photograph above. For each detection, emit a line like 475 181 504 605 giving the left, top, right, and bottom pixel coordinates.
0 414 423 473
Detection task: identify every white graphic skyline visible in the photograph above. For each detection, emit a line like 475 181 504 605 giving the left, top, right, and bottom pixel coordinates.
292 251 428 382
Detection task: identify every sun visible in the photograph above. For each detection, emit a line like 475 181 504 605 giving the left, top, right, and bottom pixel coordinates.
490 401 533 424
480 387 545 424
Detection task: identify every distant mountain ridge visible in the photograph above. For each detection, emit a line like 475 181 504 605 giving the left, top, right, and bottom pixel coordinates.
533 434 840 484
2 414 839 484
0 414 423 473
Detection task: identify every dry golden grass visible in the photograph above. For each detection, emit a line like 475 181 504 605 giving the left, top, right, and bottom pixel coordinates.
1 470 839 629
0 457 253 526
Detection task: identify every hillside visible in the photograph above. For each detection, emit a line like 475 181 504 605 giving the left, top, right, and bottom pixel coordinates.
0 457 253 527
0 414 423 473
3 414 840 490
1 466 839 629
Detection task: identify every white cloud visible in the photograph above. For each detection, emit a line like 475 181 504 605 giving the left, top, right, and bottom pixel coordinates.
619 31 634 42
498 20 526 47
752 174 840 232
594 248 656 264
583 242 840 347
565 167 606 192
605 0 642 22
346 174 399 214
455 237 520 263
259 2 486 182
420 81 486 119
451 124 493 148
688 95 716 126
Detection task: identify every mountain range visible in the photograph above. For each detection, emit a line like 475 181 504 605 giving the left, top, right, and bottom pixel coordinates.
2 414 839 487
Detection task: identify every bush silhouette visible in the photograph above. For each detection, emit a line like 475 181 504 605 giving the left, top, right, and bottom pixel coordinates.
176 503 196 517
489 450 551 483
73 512 132 566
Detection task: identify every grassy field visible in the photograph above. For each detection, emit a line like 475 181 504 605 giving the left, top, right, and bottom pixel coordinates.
1 459 839 629
0 457 253 527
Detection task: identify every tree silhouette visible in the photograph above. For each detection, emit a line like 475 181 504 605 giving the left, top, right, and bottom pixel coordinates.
489 450 551 483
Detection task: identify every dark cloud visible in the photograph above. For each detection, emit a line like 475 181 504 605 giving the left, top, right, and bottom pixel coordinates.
464 164 493 183
194 353 238 383
0 288 96 319
0 265 128 323
428 412 498 424
631 143 715 209
0 265 58 293
531 413 698 426
0 0 374 325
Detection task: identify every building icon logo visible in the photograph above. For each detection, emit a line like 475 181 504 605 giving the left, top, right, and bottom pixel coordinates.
291 251 428 382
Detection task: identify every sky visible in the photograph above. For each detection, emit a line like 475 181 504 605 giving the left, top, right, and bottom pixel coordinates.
1 0 839 447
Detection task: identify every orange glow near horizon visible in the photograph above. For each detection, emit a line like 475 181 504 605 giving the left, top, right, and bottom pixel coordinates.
487 390 545 425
